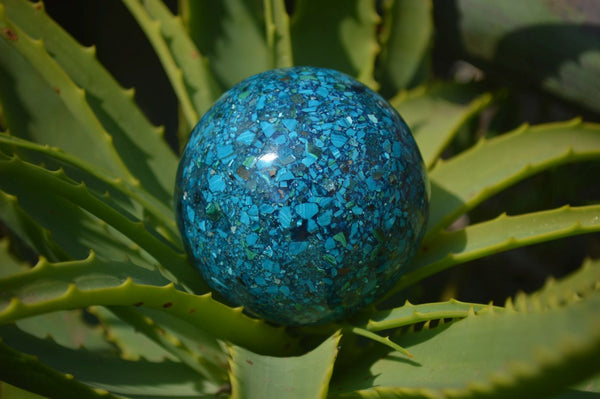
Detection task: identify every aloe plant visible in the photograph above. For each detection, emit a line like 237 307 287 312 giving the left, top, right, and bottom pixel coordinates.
0 0 599 397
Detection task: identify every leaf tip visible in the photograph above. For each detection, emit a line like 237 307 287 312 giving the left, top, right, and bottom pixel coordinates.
93 388 111 396
83 44 97 56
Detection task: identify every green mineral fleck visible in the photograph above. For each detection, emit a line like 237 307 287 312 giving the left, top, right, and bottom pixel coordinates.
243 156 256 168
245 248 258 260
306 142 322 157
333 232 347 248
373 228 385 242
205 202 222 221
322 254 336 265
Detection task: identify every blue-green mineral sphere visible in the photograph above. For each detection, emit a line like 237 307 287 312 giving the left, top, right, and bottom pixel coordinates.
176 66 428 325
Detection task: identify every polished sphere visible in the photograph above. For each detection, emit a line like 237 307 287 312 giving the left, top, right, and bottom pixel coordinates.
176 66 428 325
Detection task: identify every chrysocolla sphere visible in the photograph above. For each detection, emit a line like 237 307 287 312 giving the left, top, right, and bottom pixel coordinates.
176 66 428 325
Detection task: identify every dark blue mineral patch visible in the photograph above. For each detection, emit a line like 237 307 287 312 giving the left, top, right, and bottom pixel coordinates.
176 66 428 325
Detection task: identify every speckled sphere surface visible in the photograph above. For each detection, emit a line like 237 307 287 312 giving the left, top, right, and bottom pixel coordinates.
176 66 428 325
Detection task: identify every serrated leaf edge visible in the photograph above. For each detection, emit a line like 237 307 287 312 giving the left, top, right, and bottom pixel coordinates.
0 264 294 355
427 118 600 235
393 204 600 293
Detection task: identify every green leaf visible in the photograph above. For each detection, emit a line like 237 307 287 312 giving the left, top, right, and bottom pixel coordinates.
137 307 229 374
121 0 195 129
0 132 180 247
0 324 220 398
394 205 600 292
89 306 178 362
122 0 221 130
0 180 138 265
555 372 600 397
376 0 433 96
0 154 154 264
0 256 295 355
525 257 600 310
0 358 109 399
0 154 205 293
365 299 497 332
349 327 412 359
435 0 600 114
102 306 227 383
290 0 379 88
0 236 29 277
15 310 115 354
0 332 118 399
264 0 293 68
95 305 229 383
391 82 493 169
138 0 221 116
1 382 48 399
427 119 600 235
182 0 271 90
1 0 179 207
0 253 169 310
228 332 341 399
0 5 136 188
330 260 600 398
0 190 69 262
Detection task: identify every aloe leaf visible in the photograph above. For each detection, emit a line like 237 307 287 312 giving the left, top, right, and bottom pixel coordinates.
228 332 341 399
0 154 158 267
0 324 220 398
525 257 600 310
0 5 137 187
391 82 493 169
264 0 293 68
435 0 600 114
1 0 179 206
427 119 600 235
102 306 227 383
0 236 29 277
122 0 221 131
0 256 294 355
90 306 176 362
0 178 156 271
394 204 600 292
1 383 48 399
290 0 379 88
0 155 205 292
330 260 600 398
137 307 229 372
349 327 412 359
0 188 83 262
16 310 115 354
0 253 169 310
93 306 229 379
139 0 220 116
365 300 497 332
376 0 433 97
0 133 180 247
121 0 196 128
556 373 600 397
182 0 271 90
0 331 119 399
